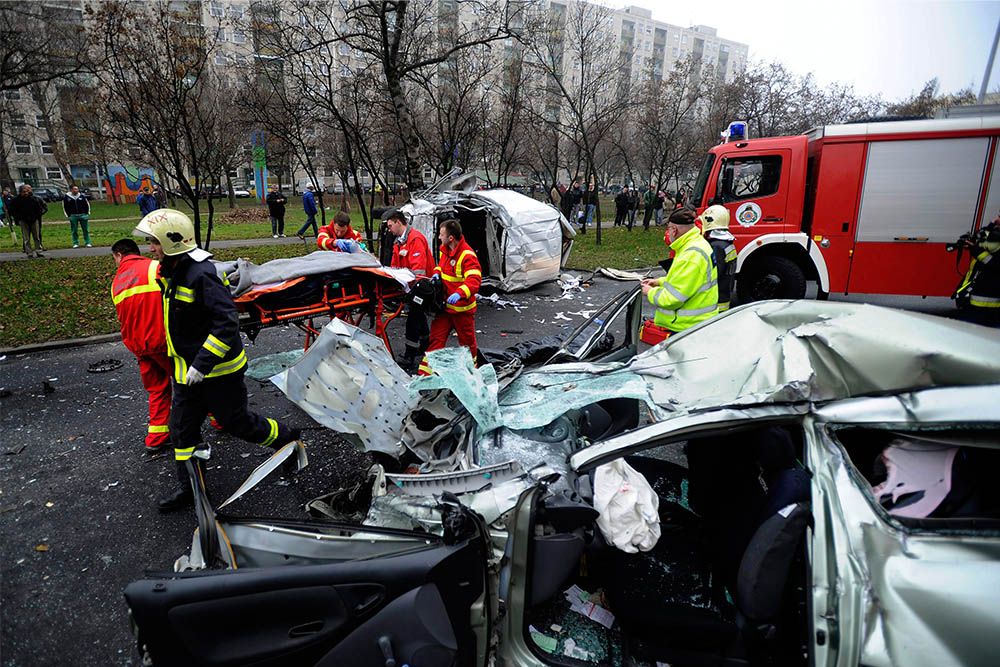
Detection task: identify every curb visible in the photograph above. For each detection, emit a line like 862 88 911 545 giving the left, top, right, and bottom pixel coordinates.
0 332 121 356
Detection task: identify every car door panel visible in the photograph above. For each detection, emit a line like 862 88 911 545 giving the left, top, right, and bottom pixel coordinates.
126 526 487 667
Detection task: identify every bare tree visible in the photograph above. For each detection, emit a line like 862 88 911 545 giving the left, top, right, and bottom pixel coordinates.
523 1 630 243
88 0 240 248
0 2 90 93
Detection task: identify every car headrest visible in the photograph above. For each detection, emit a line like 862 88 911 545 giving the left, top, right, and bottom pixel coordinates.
736 502 811 623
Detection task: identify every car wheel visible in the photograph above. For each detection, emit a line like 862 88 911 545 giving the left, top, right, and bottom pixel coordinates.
736 255 807 302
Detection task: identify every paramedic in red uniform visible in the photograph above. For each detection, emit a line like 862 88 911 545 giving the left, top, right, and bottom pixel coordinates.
317 211 367 252
111 238 171 453
418 219 481 375
387 211 435 372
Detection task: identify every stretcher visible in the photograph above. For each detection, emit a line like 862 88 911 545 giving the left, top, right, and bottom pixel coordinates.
234 266 407 354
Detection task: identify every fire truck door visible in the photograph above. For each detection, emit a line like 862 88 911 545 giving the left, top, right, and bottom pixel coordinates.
847 136 994 297
715 151 792 234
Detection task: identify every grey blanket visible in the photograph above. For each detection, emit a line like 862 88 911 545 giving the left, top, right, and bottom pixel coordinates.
213 250 381 296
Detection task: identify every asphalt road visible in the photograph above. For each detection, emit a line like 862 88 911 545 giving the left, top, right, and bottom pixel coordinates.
0 271 959 666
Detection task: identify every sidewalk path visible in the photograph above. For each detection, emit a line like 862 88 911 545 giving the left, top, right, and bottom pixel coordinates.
0 235 309 263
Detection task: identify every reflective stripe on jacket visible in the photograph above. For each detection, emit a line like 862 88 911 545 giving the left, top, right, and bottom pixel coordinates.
112 255 166 356
435 238 481 313
707 229 737 310
649 226 718 332
160 254 246 384
317 223 365 251
391 227 435 279
967 240 1000 309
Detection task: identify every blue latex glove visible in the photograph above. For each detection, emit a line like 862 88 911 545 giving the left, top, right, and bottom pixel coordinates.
447 292 461 305
335 239 353 252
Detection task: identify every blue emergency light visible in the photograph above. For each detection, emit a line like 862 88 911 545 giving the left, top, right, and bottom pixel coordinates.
721 121 748 142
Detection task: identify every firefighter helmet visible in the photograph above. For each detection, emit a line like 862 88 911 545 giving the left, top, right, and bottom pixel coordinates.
698 205 730 232
134 209 197 256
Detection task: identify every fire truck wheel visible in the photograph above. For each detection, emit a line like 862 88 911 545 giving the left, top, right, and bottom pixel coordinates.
737 255 806 303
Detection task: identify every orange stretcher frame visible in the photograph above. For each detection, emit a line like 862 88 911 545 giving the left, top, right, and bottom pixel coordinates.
235 266 406 355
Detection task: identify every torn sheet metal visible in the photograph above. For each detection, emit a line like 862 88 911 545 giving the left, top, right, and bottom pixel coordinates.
218 441 308 509
633 300 1000 412
272 318 413 458
807 417 1000 667
214 251 381 296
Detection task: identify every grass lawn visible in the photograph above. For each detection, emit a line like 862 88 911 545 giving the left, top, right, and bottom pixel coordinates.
0 214 667 348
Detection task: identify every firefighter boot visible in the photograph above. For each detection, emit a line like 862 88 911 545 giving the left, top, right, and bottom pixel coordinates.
158 488 194 513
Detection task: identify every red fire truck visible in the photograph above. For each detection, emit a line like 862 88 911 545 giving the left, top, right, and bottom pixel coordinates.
691 115 1000 302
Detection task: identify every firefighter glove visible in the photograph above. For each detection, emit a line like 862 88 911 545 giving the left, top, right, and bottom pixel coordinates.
447 292 461 305
185 367 205 385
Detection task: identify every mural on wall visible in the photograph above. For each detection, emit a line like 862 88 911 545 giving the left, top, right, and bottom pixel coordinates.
102 164 156 203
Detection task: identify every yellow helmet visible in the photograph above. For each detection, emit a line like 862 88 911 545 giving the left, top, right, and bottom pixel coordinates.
698 205 730 232
134 209 197 256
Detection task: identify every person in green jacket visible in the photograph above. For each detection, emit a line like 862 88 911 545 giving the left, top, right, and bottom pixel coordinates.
641 208 718 333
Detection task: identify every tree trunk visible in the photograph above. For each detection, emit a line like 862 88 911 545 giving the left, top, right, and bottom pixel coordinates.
386 75 424 191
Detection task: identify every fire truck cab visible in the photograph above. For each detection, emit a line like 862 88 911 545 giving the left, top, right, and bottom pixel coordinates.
691 116 1000 302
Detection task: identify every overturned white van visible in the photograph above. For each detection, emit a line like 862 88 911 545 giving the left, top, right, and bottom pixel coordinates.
397 172 576 292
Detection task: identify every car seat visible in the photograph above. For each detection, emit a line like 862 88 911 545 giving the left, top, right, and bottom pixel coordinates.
606 428 811 665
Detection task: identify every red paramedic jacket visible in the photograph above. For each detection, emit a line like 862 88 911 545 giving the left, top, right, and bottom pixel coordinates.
435 238 481 314
390 227 435 281
112 255 166 357
317 223 365 251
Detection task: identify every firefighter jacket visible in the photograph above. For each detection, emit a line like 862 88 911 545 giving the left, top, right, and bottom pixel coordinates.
317 223 366 251
435 238 481 314
957 227 1000 311
649 226 718 332
112 255 166 357
391 227 434 280
159 253 247 385
706 229 737 310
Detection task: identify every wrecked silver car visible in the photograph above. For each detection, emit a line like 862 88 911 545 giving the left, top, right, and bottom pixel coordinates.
399 171 576 292
125 298 1000 666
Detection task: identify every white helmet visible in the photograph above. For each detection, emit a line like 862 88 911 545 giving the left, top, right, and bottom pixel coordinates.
134 209 199 257
698 205 730 232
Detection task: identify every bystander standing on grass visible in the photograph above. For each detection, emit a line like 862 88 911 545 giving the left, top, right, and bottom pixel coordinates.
62 185 93 248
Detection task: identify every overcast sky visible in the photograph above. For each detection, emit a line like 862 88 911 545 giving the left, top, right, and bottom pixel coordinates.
615 0 1000 101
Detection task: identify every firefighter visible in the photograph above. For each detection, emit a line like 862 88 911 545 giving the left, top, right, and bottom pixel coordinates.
641 208 719 334
698 204 737 310
954 216 1000 327
317 211 367 252
111 238 171 453
418 219 482 375
134 209 300 513
387 211 435 372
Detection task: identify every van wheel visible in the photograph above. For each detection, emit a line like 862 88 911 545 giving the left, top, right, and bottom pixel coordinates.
737 256 807 302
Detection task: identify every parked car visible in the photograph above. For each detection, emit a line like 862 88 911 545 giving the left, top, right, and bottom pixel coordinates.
232 188 252 198
125 298 1000 667
31 187 62 202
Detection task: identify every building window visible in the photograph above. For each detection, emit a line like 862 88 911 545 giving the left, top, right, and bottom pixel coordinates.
215 27 227 42
10 113 25 127
40 141 54 154
4 90 20 100
229 4 244 18
320 63 330 75
14 140 30 154
35 115 48 128
340 65 350 76
232 30 246 44
214 53 230 66
46 167 62 179
209 1 223 17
